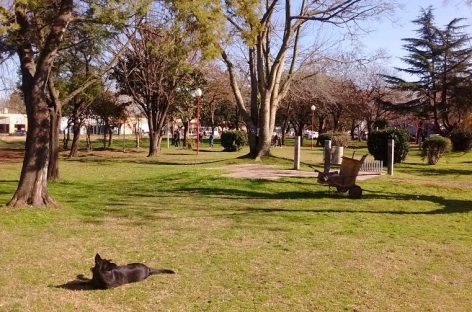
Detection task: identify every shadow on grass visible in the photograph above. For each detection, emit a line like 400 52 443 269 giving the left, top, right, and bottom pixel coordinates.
59 170 471 226
398 164 472 176
0 180 18 197
179 186 472 215
240 199 471 215
64 157 228 166
52 275 96 291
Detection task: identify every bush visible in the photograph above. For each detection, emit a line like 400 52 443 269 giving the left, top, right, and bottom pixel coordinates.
367 128 410 163
450 128 472 151
316 132 350 147
372 118 388 130
421 135 451 165
316 133 331 147
220 130 248 152
331 132 350 147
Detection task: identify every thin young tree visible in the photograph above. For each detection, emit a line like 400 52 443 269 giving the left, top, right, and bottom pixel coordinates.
112 20 198 157
200 66 234 137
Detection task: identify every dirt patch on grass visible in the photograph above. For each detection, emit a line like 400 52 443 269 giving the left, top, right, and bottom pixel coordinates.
216 164 380 181
0 148 24 163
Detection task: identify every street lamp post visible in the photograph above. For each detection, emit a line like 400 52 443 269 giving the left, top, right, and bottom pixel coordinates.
194 88 203 156
310 105 316 149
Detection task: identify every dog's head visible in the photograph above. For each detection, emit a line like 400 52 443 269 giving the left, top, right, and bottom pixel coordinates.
91 253 118 273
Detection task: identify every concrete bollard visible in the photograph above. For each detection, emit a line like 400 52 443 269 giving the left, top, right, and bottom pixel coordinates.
388 138 394 175
323 139 331 173
294 136 301 170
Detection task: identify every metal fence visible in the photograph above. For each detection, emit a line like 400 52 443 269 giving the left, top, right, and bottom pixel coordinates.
360 160 383 173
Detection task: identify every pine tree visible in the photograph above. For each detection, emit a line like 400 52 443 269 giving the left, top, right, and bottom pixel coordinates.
383 6 472 134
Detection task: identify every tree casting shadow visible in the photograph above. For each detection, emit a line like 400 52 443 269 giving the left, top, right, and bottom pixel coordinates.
182 185 472 215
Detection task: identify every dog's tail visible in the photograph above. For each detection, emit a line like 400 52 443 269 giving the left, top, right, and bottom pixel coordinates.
149 268 175 275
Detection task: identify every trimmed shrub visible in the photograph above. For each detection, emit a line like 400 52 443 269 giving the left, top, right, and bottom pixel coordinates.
372 118 388 130
367 128 410 163
421 135 451 165
316 132 350 147
220 130 248 152
450 128 472 151
331 132 350 147
316 132 331 146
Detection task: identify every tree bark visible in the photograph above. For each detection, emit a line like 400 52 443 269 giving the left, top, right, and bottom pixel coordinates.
63 124 70 149
108 127 113 147
255 97 273 159
69 122 81 157
103 125 107 149
48 106 61 181
47 77 62 181
8 0 73 207
183 121 189 146
148 131 160 156
86 126 92 151
8 85 55 207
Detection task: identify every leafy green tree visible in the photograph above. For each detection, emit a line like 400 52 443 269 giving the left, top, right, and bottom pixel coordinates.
89 91 127 149
169 0 393 159
0 0 76 207
47 10 120 179
112 19 198 157
0 0 149 207
383 7 472 135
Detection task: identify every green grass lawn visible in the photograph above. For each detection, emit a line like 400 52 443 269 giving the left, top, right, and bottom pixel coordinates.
0 139 471 311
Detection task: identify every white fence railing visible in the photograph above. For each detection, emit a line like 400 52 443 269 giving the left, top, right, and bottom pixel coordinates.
360 160 383 173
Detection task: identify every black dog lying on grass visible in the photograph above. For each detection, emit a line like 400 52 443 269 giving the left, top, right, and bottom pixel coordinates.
68 253 175 290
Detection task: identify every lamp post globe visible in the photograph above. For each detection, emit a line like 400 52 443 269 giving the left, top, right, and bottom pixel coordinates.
311 105 316 112
194 88 203 155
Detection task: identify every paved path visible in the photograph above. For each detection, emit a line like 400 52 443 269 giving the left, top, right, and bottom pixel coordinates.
216 164 381 181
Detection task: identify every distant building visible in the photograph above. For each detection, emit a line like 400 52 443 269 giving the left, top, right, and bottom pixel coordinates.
0 108 28 135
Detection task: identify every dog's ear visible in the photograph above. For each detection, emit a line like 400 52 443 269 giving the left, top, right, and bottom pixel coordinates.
95 253 102 263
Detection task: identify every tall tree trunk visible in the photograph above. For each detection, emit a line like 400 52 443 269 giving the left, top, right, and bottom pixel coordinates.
8 0 73 207
183 121 189 146
86 126 92 151
255 97 272 159
108 127 113 147
48 107 61 181
158 135 163 151
350 121 356 140
148 130 159 156
281 113 289 145
135 124 140 148
69 122 81 157
47 78 62 181
222 51 258 158
103 125 107 149
8 86 55 207
63 126 70 149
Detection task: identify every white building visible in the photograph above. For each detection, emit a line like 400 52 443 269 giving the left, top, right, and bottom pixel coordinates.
0 108 27 135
